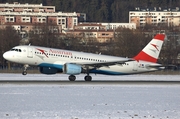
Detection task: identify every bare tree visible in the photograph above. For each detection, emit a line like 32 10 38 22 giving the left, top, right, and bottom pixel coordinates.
114 28 149 58
29 23 61 48
159 33 180 66
0 26 21 68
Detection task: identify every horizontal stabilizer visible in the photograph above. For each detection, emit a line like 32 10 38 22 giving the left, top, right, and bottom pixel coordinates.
146 64 165 69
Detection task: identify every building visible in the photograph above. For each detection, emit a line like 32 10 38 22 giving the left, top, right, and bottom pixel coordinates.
129 7 180 27
63 29 114 43
76 22 136 30
0 2 86 30
0 2 55 12
0 2 136 43
63 22 136 43
74 23 106 30
101 23 136 30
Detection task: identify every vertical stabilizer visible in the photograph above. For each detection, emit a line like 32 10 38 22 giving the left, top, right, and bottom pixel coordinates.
133 34 165 63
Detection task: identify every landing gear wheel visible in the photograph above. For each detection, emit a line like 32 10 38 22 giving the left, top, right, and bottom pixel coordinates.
22 70 27 75
84 75 92 81
69 75 76 81
22 64 29 75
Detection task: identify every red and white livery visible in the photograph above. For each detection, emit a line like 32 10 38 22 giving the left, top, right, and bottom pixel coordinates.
3 34 166 81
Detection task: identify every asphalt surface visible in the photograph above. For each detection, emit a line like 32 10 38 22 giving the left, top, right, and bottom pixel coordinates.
0 80 180 85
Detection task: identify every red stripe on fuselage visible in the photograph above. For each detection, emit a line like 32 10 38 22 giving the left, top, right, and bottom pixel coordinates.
133 51 157 63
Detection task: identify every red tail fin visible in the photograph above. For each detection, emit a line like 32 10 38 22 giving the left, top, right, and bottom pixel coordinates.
133 34 165 63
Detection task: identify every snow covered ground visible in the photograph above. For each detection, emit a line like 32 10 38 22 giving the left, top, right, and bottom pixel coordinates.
0 73 180 119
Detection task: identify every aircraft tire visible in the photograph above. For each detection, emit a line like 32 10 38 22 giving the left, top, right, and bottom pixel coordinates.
22 71 27 75
69 75 76 81
84 75 92 81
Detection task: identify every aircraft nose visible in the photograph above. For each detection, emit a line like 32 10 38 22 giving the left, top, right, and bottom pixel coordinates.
3 51 11 61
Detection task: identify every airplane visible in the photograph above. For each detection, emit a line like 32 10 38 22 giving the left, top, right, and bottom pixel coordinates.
3 34 165 81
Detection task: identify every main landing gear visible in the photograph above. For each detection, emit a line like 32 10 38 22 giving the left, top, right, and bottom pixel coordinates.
68 67 92 81
69 75 76 81
68 75 92 81
22 64 29 75
84 66 92 81
84 75 92 81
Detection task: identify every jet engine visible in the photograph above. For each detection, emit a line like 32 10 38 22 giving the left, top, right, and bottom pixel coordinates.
63 63 82 75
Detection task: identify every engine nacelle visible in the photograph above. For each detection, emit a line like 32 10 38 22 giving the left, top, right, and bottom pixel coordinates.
63 63 82 75
39 67 58 75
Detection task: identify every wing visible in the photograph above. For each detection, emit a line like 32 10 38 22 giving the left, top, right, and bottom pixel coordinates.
76 59 134 69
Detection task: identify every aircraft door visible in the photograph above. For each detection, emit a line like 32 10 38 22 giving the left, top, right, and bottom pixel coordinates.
133 61 138 71
27 47 33 58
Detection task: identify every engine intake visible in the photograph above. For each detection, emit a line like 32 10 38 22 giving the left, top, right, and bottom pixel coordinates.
63 63 82 75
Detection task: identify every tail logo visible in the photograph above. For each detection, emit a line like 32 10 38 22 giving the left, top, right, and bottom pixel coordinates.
151 43 159 51
133 34 165 63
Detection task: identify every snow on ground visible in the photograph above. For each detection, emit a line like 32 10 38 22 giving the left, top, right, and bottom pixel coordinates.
0 73 180 119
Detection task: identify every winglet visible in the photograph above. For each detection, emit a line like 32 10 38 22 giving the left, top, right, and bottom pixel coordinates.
133 34 165 63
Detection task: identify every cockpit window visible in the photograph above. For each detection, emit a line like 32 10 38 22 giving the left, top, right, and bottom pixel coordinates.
11 49 15 51
11 48 22 52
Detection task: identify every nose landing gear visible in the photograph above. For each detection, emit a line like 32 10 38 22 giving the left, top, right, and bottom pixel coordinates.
22 64 29 75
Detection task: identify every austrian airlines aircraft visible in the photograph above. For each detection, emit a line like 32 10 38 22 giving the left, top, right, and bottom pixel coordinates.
3 34 165 81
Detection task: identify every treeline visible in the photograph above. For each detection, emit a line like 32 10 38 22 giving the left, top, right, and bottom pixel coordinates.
0 26 21 68
0 0 180 22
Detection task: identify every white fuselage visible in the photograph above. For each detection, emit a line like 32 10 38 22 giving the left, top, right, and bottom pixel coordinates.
3 45 163 75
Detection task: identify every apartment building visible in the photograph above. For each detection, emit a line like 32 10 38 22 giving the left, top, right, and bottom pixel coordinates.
0 2 136 43
101 23 136 30
77 22 136 30
129 7 180 27
63 29 114 43
63 22 136 43
0 2 55 12
0 2 86 30
74 23 106 30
